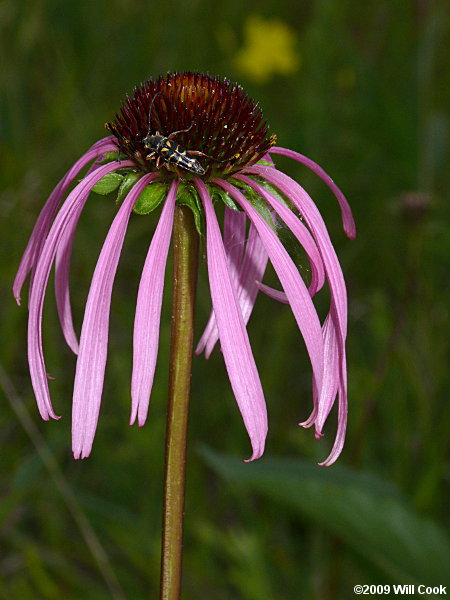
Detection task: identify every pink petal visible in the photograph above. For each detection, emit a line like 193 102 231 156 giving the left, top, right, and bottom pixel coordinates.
131 181 178 426
54 143 124 355
196 208 247 356
13 137 117 305
245 165 347 347
197 210 268 359
269 146 356 239
204 222 269 359
194 178 268 461
261 153 274 165
54 207 83 355
28 161 134 422
234 174 325 297
258 275 344 456
213 178 325 406
256 282 289 304
310 313 339 435
318 379 347 466
253 283 326 437
316 312 348 467
245 165 348 462
223 207 247 272
317 315 339 430
232 224 268 327
72 173 155 459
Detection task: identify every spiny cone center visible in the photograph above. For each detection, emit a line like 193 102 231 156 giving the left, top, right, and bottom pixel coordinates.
106 72 276 180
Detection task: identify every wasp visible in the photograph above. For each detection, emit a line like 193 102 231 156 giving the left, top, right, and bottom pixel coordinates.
142 92 219 177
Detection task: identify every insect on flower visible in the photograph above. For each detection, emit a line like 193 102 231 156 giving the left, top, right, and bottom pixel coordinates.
140 91 219 177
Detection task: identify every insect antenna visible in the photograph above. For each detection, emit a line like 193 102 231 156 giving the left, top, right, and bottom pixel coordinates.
146 92 163 136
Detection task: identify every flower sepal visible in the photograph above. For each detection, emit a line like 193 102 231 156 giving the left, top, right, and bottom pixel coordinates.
117 172 143 204
210 186 242 212
176 183 204 236
91 172 125 195
133 181 169 215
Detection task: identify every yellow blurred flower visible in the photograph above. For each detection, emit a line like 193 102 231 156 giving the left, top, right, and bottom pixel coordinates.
234 15 300 84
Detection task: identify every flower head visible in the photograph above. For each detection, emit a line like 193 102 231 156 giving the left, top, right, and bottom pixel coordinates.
14 72 355 464
105 72 276 179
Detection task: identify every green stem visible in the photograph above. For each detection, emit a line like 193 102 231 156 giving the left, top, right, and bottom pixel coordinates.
159 204 199 600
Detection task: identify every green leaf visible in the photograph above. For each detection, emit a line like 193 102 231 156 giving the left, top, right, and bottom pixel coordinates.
201 448 450 588
133 181 169 215
117 172 142 204
209 186 242 212
176 183 204 236
91 172 124 195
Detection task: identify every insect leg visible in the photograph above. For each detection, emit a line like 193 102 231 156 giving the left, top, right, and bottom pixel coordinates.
173 165 186 179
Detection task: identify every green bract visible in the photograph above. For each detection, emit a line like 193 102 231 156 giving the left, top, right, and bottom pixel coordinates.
117 172 142 204
91 172 124 195
176 183 204 236
133 182 169 215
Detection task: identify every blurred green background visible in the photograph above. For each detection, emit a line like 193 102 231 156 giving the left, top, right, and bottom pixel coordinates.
1 0 448 598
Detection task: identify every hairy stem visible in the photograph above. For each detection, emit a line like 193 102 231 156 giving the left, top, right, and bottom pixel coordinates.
159 205 199 600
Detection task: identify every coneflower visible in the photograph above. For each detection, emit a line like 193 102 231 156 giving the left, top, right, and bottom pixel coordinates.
15 72 355 466
14 71 355 599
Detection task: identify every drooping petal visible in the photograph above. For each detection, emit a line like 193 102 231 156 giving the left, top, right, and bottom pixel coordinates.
84 141 119 176
194 178 268 461
13 137 117 304
223 207 247 275
269 146 356 239
298 313 340 437
72 173 155 459
196 208 269 359
235 173 334 433
196 208 247 356
213 178 325 403
245 165 347 345
258 280 344 451
28 161 134 422
131 180 177 426
318 377 347 466
256 282 289 303
253 281 319 429
235 174 325 297
54 145 125 354
231 224 268 324
314 314 339 434
54 208 83 355
203 222 268 359
246 165 348 462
